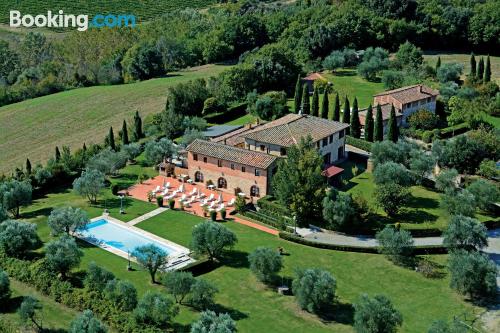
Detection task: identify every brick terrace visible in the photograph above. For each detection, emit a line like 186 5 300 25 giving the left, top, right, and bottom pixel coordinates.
125 175 278 235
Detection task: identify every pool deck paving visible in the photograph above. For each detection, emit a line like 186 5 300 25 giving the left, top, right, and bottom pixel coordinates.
128 207 168 226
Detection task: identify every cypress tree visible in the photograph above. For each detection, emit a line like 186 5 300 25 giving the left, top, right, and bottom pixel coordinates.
55 146 61 162
477 57 485 82
301 84 310 114
121 120 129 145
364 104 374 142
435 56 441 72
133 111 143 142
350 97 361 138
332 93 340 121
83 143 87 151
25 159 32 175
484 55 491 83
341 96 350 134
320 88 329 119
387 104 398 143
294 74 302 113
374 104 383 142
311 87 319 116
469 53 476 79
107 127 116 151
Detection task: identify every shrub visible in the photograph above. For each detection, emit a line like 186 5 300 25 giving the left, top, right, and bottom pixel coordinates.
353 294 402 333
104 279 138 311
110 183 119 195
248 247 283 283
220 208 226 221
69 309 108 333
210 210 217 221
168 199 175 209
292 268 336 314
346 136 372 152
156 195 164 207
422 131 433 143
189 279 218 310
0 269 10 305
435 169 459 193
84 262 115 292
408 109 439 130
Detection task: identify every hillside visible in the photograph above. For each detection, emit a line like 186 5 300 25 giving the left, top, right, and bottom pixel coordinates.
0 64 229 173
0 0 215 24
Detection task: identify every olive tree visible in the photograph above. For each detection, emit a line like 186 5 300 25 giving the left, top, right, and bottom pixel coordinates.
190 311 236 333
427 319 468 333
18 296 43 331
376 226 414 265
191 222 237 261
292 268 336 314
322 189 358 231
189 279 218 310
73 168 105 204
134 292 179 328
132 244 169 284
448 250 497 299
84 262 115 292
353 294 402 333
104 279 138 311
47 206 90 235
373 162 413 186
69 309 108 333
0 269 11 305
375 183 410 216
443 215 488 252
248 247 283 283
466 179 500 212
0 220 39 257
441 190 477 217
144 138 176 166
45 235 83 279
161 271 196 304
0 180 32 218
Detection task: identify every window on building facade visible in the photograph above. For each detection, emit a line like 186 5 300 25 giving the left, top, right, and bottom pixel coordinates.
242 166 246 172
218 160 222 167
322 138 328 147
250 185 260 197
260 145 265 151
339 130 345 139
255 169 260 176
329 134 333 144
193 153 198 161
231 163 235 170
218 177 227 189
280 148 287 156
203 157 207 163
316 142 320 149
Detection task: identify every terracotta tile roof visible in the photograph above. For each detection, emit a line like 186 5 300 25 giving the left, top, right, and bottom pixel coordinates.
322 165 344 178
186 139 277 169
211 124 264 146
242 114 349 147
374 84 439 104
303 72 326 81
358 104 403 124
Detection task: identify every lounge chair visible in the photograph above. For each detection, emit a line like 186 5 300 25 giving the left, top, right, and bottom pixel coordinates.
180 194 187 202
197 192 206 199
153 185 161 193
227 198 236 206
208 193 215 201
216 204 225 212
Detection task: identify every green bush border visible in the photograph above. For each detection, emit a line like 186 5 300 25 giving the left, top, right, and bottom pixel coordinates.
346 136 372 152
203 102 247 123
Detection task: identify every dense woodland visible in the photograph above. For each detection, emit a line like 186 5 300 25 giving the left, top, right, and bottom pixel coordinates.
0 0 499 107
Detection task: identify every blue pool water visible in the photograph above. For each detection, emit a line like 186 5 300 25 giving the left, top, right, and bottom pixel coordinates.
80 219 175 254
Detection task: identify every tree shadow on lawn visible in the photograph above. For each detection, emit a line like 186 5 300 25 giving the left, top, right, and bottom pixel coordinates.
221 250 249 269
415 256 446 279
406 194 440 210
397 209 438 225
1 295 23 314
212 304 249 321
332 70 356 77
21 207 54 220
172 322 191 333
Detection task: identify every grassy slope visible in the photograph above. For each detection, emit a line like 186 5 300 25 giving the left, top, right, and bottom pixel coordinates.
1 279 78 331
0 64 229 173
0 1 215 24
423 52 500 82
345 172 497 230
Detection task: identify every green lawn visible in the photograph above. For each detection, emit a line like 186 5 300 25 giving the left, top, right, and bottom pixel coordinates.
135 210 480 333
345 172 497 231
423 52 500 82
0 64 230 173
322 69 385 109
0 279 78 331
484 114 500 129
224 113 257 126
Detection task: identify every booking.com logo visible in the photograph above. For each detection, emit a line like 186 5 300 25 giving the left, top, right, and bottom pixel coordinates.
9 10 136 31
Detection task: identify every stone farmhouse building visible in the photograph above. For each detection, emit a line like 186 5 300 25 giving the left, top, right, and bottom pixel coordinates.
179 114 349 197
359 84 439 134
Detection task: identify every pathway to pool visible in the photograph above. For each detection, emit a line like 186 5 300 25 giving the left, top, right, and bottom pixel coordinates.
128 207 168 226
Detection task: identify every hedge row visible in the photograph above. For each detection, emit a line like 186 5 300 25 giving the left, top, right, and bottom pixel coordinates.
242 210 287 230
278 232 447 254
203 102 248 124
256 196 291 218
439 123 469 138
346 136 373 152
0 253 162 333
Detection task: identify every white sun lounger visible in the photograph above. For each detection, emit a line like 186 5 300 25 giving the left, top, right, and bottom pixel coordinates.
227 198 235 206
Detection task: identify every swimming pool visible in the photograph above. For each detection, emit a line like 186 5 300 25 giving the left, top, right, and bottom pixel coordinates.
79 218 178 255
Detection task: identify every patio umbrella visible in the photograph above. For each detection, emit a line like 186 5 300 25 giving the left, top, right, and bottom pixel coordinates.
163 178 166 187
218 192 223 203
180 184 184 193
